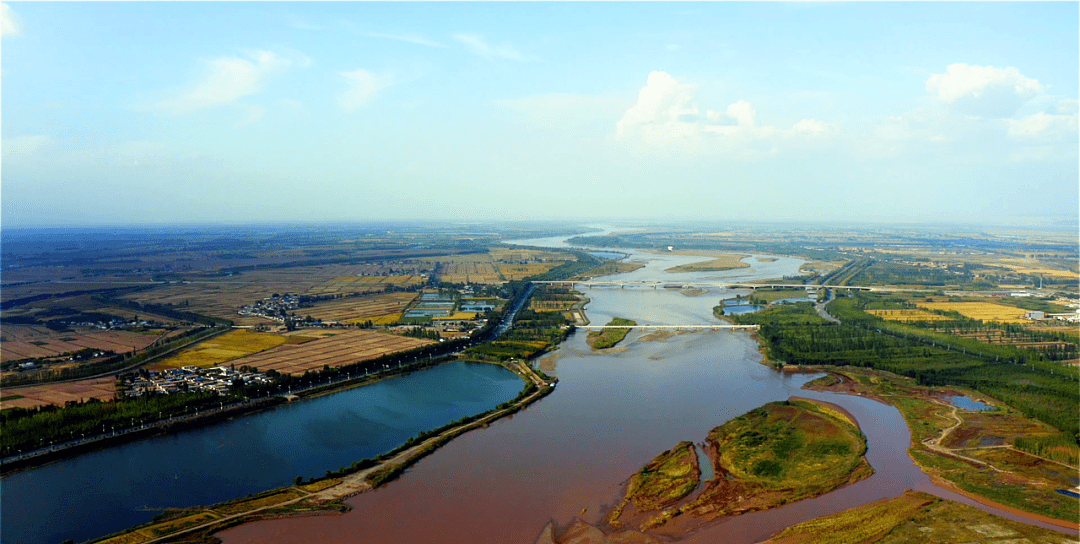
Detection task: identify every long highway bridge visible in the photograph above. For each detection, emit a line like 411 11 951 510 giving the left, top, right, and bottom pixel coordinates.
533 280 927 293
579 324 759 331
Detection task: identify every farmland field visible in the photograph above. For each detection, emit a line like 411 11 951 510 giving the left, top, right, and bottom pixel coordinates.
0 376 117 410
494 263 559 280
148 330 287 370
866 309 950 322
488 248 569 262
916 302 1029 323
437 262 502 284
0 327 161 363
224 329 436 375
303 293 418 323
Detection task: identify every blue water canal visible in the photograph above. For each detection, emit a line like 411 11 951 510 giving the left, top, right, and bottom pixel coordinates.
0 361 525 544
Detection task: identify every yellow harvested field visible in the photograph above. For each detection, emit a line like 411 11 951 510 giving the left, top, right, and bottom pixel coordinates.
434 312 477 321
149 330 286 369
916 302 1028 324
226 329 435 375
1010 268 1079 279
495 263 559 280
366 313 402 326
866 309 950 322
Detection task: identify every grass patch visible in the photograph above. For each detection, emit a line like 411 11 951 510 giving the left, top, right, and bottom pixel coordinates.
610 441 699 526
588 317 636 349
711 400 869 491
212 488 305 515
136 512 220 538
298 478 343 493
766 490 937 544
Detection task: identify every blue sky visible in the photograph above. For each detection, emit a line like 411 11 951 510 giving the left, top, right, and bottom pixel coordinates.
2 2 1077 227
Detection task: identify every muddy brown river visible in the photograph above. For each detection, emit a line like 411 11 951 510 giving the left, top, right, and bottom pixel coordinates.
220 238 1071 543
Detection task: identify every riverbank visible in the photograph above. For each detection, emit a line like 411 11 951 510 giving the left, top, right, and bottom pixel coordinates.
803 366 1080 529
89 359 556 544
759 489 1075 544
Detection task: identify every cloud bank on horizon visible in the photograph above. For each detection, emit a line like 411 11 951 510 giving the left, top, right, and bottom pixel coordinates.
2 2 1076 227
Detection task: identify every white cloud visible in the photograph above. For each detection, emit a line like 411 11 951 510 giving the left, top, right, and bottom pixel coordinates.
153 50 294 114
616 71 700 138
926 63 1044 117
1006 109 1078 140
2 135 52 159
453 34 525 61
617 71 834 151
793 118 831 135
338 69 387 112
1 2 22 37
707 100 756 127
1054 98 1078 116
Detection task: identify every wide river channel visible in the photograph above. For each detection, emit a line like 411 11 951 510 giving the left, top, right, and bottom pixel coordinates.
217 231 1069 543
3 229 1068 544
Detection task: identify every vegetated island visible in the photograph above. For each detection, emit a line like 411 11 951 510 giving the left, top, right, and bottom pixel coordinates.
578 260 646 278
662 252 750 273
759 489 1073 544
587 318 637 349
538 398 872 543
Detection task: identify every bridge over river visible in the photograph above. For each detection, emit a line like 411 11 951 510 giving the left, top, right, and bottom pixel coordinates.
578 324 759 331
535 280 925 293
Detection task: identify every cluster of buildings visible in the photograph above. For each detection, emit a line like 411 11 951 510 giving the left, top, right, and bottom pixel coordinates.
237 294 300 321
120 365 271 397
1024 310 1080 323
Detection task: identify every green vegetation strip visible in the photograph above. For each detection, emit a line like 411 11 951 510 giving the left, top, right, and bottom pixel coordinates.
765 490 1073 544
609 441 699 526
732 299 1078 440
588 317 636 349
805 367 1080 524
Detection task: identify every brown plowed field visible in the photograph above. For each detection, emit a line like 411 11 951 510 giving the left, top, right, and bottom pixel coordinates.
1 377 116 410
226 329 435 375
1 327 160 363
304 293 417 323
438 263 502 284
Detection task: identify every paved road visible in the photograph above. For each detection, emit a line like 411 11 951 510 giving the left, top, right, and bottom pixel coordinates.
816 288 840 324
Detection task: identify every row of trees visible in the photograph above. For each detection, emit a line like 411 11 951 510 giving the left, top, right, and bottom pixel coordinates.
732 301 1079 440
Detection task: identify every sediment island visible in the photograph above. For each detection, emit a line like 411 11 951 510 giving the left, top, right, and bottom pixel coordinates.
539 398 873 543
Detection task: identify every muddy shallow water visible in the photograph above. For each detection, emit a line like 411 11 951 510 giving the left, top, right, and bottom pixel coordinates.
217 235 1077 543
